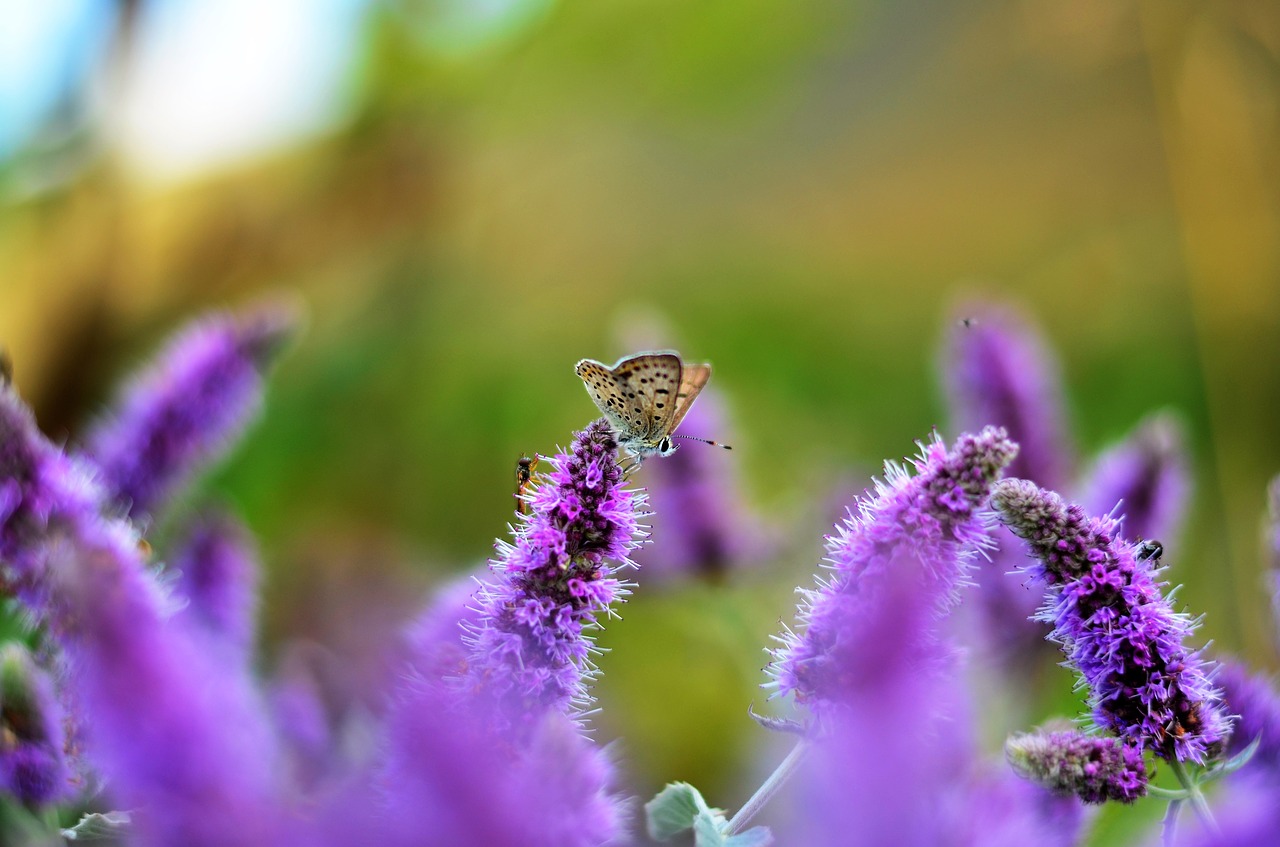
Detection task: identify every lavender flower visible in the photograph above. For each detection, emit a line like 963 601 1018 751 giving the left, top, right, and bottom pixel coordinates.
1005 727 1147 803
944 303 1071 490
1 385 286 845
783 568 962 846
0 384 101 589
170 508 259 656
958 769 1086 847
83 306 296 521
768 427 1017 719
633 391 761 582
0 643 72 806
942 304 1072 667
782 563 1081 847
1080 412 1189 547
461 418 644 734
373 681 624 847
1216 660 1280 781
992 479 1231 763
43 516 287 847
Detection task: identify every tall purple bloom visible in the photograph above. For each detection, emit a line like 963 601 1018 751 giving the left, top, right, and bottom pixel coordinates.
781 563 1081 847
768 427 1017 719
943 303 1071 491
633 391 762 582
942 303 1073 667
1080 412 1189 548
1 385 287 845
367 680 624 847
83 305 296 521
1216 660 1280 781
0 643 72 806
170 508 259 657
461 418 644 734
992 479 1231 763
1005 727 1146 803
0 385 102 591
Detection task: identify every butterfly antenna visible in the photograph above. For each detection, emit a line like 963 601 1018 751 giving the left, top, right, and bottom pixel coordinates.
673 434 733 450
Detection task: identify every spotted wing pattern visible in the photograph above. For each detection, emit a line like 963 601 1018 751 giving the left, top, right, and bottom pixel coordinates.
667 363 711 434
575 352 683 448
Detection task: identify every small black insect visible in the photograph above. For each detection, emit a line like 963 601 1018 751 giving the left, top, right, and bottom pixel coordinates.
515 455 538 516
1135 539 1164 563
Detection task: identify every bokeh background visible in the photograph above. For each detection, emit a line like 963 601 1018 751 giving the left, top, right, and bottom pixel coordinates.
2 1 1278 843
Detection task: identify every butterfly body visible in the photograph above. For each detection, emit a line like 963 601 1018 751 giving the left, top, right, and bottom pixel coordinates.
575 351 713 464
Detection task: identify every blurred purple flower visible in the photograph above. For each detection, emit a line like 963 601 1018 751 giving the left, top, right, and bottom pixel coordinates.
0 643 72 806
942 303 1073 668
83 305 296 522
1216 660 1280 781
1080 412 1189 548
461 418 644 735
402 571 484 687
43 516 287 847
783 570 959 846
1005 727 1146 803
373 676 625 847
170 508 259 657
1 384 287 845
633 391 762 582
0 384 102 592
992 479 1230 763
768 427 1017 720
783 564 1080 847
944 303 1071 491
956 769 1086 847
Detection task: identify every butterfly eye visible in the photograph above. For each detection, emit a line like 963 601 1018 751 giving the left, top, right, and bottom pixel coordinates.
658 436 676 455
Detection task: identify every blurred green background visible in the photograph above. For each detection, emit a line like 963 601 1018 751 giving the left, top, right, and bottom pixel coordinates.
2 1 1278 842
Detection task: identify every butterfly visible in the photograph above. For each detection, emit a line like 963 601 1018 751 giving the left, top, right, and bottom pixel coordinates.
574 351 730 464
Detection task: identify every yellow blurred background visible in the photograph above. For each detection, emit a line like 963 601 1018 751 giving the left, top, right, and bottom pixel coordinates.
1 1 1278 842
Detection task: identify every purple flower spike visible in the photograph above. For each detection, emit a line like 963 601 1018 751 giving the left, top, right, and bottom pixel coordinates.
44 516 287 847
1005 727 1147 803
768 427 1017 719
84 305 297 521
0 384 101 587
1216 660 1280 781
0 644 72 806
992 479 1231 763
942 304 1073 666
373 681 624 847
634 391 761 582
170 509 260 657
1080 412 1189 547
944 303 1071 491
461 418 644 733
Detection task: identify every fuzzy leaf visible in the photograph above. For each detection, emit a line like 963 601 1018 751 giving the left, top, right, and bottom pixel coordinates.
1202 735 1261 781
62 811 132 840
646 782 710 840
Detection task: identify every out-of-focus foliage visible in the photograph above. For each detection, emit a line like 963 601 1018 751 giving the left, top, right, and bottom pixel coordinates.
1 1 1278 843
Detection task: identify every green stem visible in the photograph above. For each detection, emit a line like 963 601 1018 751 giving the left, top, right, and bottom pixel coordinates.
1168 757 1218 836
725 740 809 836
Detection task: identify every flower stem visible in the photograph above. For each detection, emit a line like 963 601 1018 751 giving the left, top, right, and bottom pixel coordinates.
725 739 809 835
1168 757 1218 836
1161 798 1183 847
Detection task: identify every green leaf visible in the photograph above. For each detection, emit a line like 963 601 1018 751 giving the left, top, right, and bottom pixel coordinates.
61 811 132 841
646 782 711 841
724 828 775 847
1201 735 1261 782
693 808 730 846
